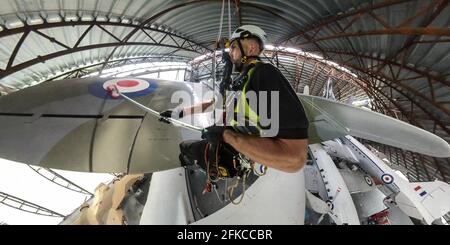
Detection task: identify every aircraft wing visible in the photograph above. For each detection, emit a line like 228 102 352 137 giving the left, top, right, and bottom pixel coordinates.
298 95 350 144
0 77 201 173
299 95 450 158
0 78 448 174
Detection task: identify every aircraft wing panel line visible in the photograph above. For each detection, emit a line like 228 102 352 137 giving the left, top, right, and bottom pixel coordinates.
125 116 146 174
89 94 109 172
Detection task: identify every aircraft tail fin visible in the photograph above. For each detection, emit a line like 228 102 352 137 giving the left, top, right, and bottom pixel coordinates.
323 78 336 100
303 85 310 95
345 96 355 105
411 181 450 222
396 180 450 224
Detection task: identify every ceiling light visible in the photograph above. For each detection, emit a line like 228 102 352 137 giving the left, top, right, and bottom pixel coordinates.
46 14 62 23
64 15 79 22
27 17 44 25
5 19 24 29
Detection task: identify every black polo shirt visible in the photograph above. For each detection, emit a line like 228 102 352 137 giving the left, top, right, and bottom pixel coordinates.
244 62 309 139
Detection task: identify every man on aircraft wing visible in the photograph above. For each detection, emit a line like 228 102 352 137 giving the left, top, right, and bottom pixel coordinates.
160 25 309 184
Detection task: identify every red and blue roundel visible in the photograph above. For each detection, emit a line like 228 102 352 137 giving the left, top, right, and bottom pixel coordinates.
381 173 394 184
89 78 158 99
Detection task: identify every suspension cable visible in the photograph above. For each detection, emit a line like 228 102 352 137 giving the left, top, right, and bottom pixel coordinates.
228 0 232 37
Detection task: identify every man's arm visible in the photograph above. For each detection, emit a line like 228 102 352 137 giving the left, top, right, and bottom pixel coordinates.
182 100 214 116
223 130 308 173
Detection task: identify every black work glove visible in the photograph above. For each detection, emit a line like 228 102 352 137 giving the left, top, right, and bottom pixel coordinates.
159 108 184 124
201 125 232 144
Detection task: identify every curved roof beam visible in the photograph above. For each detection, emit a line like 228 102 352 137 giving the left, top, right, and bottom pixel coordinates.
28 166 93 196
101 0 212 69
352 76 414 123
0 21 206 48
101 0 330 59
345 63 450 137
240 2 328 59
323 50 450 87
0 191 64 217
121 0 212 42
278 0 412 44
0 20 208 81
295 28 450 45
379 0 449 70
323 50 450 116
42 56 191 83
0 42 198 81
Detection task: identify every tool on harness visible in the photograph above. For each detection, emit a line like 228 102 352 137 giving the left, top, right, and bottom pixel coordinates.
201 125 261 205
219 48 233 96
202 141 243 192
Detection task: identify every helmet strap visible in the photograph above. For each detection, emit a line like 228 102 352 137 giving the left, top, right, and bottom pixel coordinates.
236 39 246 72
236 39 260 72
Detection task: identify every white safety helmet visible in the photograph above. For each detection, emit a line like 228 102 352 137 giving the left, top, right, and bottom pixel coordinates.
230 25 267 51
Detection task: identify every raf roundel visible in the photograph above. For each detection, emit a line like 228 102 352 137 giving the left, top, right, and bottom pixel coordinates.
364 175 373 186
89 78 158 99
103 78 150 94
381 173 394 184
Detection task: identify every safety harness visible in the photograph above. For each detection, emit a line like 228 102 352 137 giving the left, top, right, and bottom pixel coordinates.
229 59 262 136
202 58 268 203
200 3 268 202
